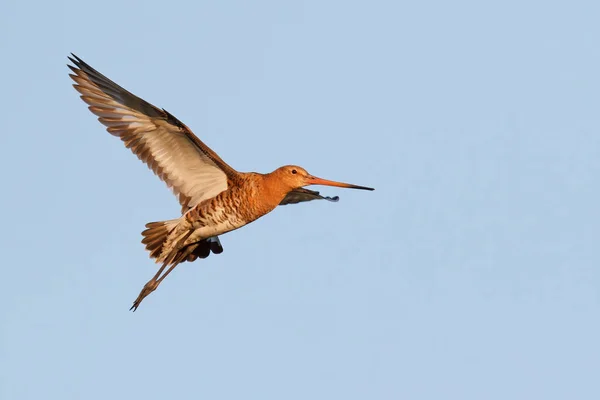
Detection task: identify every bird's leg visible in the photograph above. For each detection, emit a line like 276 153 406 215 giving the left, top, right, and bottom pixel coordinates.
153 263 181 287
130 230 194 312
130 261 169 311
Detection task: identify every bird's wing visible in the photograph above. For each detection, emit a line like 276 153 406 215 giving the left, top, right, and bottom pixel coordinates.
68 54 239 212
279 188 339 206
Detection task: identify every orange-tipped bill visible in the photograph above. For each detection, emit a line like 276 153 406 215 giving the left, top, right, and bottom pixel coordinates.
308 176 374 191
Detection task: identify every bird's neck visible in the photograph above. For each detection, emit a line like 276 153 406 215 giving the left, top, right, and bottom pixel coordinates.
257 173 292 211
230 173 290 221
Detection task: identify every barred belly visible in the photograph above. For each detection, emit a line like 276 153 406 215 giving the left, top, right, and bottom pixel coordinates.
186 207 248 244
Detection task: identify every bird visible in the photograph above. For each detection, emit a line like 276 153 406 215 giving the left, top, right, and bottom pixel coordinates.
67 54 374 311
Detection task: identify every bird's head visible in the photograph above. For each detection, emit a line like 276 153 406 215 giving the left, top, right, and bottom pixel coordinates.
272 165 374 192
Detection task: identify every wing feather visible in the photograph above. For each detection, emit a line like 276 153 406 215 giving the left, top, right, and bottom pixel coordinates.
68 54 239 212
279 188 339 206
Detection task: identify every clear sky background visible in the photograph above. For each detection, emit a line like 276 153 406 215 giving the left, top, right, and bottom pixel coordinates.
1 1 599 399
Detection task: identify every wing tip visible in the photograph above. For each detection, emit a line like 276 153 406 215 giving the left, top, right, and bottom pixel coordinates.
67 53 83 69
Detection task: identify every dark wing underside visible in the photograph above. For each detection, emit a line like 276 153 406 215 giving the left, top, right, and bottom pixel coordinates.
279 188 340 206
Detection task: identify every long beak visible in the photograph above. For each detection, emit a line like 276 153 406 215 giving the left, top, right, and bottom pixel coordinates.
307 176 374 191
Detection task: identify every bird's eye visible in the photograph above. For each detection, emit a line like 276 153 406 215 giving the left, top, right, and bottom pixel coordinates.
291 169 297 174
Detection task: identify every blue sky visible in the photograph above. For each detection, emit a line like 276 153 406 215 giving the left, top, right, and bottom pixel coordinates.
2 0 600 399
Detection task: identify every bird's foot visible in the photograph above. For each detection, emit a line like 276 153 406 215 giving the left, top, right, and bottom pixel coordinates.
130 279 159 312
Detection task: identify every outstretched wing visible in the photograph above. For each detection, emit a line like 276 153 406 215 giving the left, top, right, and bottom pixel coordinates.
68 54 239 212
279 188 339 206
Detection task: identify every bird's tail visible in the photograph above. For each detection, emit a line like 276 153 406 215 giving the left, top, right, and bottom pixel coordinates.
141 219 180 261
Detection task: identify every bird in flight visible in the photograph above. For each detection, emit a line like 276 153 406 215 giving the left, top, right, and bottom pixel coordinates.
68 54 374 311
